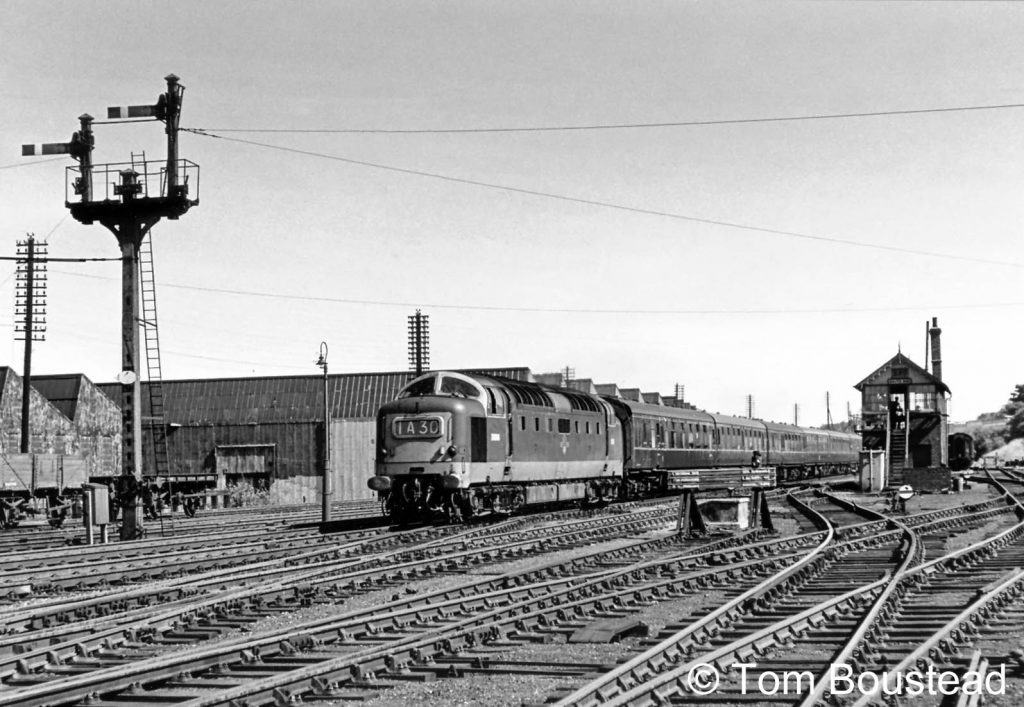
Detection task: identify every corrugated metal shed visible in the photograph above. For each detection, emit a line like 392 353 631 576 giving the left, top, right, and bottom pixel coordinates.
99 368 533 424
94 367 532 503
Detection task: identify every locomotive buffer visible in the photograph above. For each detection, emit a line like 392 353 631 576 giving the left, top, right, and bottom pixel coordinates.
26 75 199 540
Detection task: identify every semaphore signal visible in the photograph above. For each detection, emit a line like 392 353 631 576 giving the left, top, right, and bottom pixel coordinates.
21 74 199 541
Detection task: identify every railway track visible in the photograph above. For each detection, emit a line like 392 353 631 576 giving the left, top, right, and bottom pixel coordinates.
0 499 382 554
0 495 817 706
0 502 716 704
2 478 1019 706
546 475 1024 706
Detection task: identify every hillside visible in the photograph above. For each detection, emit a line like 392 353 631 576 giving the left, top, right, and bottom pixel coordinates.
985 438 1024 462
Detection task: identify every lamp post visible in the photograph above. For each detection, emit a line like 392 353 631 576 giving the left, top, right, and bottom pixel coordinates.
316 342 331 524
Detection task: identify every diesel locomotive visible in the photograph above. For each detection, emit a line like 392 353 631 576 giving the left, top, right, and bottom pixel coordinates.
369 371 861 522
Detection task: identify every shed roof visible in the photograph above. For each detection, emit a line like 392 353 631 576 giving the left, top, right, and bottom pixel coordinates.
98 367 533 424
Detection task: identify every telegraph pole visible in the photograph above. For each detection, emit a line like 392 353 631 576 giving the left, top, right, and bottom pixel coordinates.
15 236 48 453
407 310 430 376
25 74 199 540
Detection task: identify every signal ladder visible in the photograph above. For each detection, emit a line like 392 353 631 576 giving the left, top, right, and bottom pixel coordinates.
139 228 175 535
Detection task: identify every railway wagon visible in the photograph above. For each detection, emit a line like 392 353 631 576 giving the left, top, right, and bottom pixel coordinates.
948 432 975 472
0 454 88 499
370 371 861 522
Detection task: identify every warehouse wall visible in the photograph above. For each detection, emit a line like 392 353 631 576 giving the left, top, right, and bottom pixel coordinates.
0 369 75 456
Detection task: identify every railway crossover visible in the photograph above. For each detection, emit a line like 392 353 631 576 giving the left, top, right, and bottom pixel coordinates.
0 477 1021 705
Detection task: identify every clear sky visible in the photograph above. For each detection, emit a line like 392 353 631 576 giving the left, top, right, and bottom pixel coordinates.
1 1 1022 425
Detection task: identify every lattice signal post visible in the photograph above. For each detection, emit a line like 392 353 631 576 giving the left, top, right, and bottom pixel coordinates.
24 75 200 540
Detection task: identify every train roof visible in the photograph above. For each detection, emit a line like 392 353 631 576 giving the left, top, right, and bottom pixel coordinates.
603 397 716 424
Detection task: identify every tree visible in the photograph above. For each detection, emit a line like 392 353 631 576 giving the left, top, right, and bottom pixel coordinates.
1009 408 1024 442
1011 384 1024 405
1000 383 1024 418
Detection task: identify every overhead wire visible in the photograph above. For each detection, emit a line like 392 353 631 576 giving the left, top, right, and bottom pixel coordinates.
0 156 66 170
188 101 1024 134
184 129 1024 270
54 269 1024 315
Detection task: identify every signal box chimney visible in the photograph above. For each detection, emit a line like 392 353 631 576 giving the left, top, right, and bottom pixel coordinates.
929 317 942 381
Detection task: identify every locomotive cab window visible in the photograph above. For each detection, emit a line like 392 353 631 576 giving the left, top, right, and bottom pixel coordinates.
439 376 482 399
398 376 436 398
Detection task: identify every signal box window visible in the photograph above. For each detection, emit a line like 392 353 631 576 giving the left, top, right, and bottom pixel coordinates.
558 419 571 434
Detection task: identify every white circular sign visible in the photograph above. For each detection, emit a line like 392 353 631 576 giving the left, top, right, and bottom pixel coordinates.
897 484 914 501
116 370 138 384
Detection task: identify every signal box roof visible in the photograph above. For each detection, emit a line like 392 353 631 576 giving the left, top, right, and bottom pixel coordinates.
854 352 950 394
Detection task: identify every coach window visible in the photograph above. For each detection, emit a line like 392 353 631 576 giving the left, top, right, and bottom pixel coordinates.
575 421 580 434
547 418 553 433
586 421 591 434
520 415 526 431
535 417 540 432
558 419 571 434
597 422 601 435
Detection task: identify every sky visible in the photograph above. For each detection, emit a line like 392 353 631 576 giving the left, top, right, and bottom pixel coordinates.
1 1 1022 426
